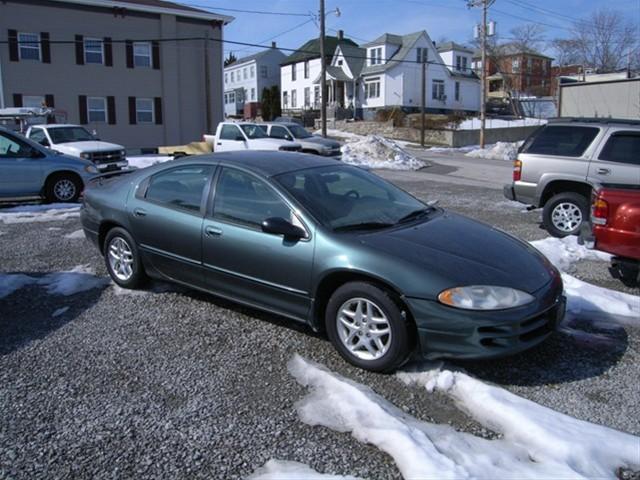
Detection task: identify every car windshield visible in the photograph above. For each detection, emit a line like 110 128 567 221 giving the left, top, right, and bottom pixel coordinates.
288 125 312 138
240 124 268 139
274 165 430 231
48 127 95 143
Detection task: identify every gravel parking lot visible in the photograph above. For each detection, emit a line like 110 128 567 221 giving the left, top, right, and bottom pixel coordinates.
1 152 638 479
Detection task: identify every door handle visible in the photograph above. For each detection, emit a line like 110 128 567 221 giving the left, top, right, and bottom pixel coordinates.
596 168 611 175
205 225 223 237
133 208 147 217
216 142 222 146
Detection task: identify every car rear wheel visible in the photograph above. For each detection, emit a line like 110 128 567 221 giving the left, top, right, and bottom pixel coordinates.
45 174 82 203
104 227 147 289
543 192 589 238
325 281 413 372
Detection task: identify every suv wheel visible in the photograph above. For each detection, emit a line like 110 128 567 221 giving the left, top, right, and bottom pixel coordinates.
543 192 589 238
45 174 82 203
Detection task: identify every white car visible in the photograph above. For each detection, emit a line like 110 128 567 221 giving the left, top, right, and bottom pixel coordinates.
205 122 302 153
25 124 128 171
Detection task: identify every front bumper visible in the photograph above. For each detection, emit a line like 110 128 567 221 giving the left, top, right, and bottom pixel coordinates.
406 277 565 360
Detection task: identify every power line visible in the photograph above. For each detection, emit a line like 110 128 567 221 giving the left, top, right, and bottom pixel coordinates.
225 17 316 56
179 3 311 17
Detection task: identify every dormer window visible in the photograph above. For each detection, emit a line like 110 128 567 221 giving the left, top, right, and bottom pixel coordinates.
368 47 383 66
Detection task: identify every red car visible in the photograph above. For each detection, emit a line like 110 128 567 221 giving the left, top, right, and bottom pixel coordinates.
584 186 640 287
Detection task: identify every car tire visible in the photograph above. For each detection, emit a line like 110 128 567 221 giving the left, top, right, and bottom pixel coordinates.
325 281 413 372
609 260 640 288
543 192 589 238
104 227 147 289
45 174 82 203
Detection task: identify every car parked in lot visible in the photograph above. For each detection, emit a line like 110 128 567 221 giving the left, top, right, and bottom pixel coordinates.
0 126 99 202
25 124 128 172
582 185 640 287
260 122 342 156
504 118 640 237
81 152 565 372
204 122 302 153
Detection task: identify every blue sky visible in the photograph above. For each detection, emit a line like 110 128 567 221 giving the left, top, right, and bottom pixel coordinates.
184 0 640 61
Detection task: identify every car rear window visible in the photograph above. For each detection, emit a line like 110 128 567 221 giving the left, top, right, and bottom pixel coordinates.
521 125 599 157
598 132 640 165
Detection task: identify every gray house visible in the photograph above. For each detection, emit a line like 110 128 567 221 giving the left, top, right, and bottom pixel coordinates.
0 0 233 147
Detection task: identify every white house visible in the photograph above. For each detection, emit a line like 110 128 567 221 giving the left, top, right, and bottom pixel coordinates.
224 43 286 118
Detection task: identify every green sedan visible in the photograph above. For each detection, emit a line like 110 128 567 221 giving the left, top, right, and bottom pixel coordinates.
81 152 565 372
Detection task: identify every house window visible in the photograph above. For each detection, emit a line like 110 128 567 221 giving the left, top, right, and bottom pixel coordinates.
369 47 383 65
87 97 107 123
260 65 268 78
18 32 41 61
432 80 445 100
23 95 45 108
291 89 297 108
314 85 320 108
364 78 380 99
304 87 310 107
416 48 428 64
304 61 309 79
462 56 468 71
231 71 235 82
251 88 255 101
250 65 255 78
228 92 235 104
84 38 104 64
283 91 288 108
291 64 297 81
512 58 520 73
527 58 533 73
243 68 247 80
225 73 228 84
337 59 343 66
136 98 154 123
133 42 152 67
455 81 460 101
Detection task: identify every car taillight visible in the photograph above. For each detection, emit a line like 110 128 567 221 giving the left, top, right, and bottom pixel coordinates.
592 196 608 225
513 158 522 182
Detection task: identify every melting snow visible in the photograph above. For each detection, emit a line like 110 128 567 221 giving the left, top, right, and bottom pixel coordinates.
0 265 109 298
248 460 363 480
455 117 546 130
530 236 612 272
0 274 36 299
64 229 85 239
51 306 70 318
465 141 522 161
0 203 80 224
340 135 427 171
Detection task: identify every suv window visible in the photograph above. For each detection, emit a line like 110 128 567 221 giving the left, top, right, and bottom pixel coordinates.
214 168 291 228
28 129 48 145
270 125 290 140
220 124 242 140
0 132 35 158
598 132 640 165
145 166 213 212
522 125 599 157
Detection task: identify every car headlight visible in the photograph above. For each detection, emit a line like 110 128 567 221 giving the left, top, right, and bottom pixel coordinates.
120 149 126 158
84 165 99 174
80 152 92 160
438 286 534 310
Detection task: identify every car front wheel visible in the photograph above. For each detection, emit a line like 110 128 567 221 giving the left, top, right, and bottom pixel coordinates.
104 227 147 289
45 174 82 203
325 281 413 372
543 192 589 238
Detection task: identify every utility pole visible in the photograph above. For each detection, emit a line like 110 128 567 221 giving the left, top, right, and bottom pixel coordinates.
319 0 327 138
420 51 427 147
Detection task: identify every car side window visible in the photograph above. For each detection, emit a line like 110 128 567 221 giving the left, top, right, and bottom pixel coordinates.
213 168 292 228
28 129 48 146
270 126 290 140
522 126 599 157
220 124 242 140
598 132 640 165
145 165 213 213
0 132 34 158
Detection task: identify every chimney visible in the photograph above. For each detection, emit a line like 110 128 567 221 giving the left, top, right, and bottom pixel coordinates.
338 30 344 40
271 41 276 49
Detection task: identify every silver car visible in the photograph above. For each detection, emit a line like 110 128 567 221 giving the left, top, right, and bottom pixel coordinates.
504 118 640 237
261 123 342 157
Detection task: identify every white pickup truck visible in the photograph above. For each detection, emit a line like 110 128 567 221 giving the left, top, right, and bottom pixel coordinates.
25 124 128 171
204 122 302 153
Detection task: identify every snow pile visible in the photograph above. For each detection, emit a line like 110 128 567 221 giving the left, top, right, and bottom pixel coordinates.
340 135 427 171
530 236 612 271
285 354 639 479
0 265 109 299
465 141 521 161
0 203 81 224
248 460 363 480
127 155 173 169
455 117 546 130
64 229 85 239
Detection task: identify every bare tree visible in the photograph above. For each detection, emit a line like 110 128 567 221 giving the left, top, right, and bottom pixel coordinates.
549 38 581 66
509 24 546 53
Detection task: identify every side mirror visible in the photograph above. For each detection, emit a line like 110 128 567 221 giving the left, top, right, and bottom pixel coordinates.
261 217 306 239
285 135 293 141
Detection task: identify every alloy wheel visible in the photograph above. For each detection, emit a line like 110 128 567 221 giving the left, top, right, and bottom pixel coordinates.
551 202 583 233
108 237 134 281
336 297 392 361
53 179 77 202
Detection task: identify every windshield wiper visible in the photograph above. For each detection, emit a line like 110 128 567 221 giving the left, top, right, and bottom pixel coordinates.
397 206 437 224
333 222 395 232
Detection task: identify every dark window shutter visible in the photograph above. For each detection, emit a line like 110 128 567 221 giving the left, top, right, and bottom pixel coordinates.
152 41 160 69
107 96 116 124
8 29 19 62
45 94 55 108
40 32 51 63
128 97 137 125
154 97 163 125
13 93 23 107
104 37 113 66
125 40 134 68
78 95 88 124
75 35 84 65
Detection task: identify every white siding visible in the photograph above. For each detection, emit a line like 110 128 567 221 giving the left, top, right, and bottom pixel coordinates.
280 58 321 110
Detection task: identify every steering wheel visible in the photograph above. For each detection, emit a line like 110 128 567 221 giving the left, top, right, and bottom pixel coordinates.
344 189 360 199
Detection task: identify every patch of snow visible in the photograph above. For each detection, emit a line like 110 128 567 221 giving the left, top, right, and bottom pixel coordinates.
313 129 364 140
0 274 35 299
64 229 85 239
40 265 110 296
248 460 363 480
52 306 70 318
340 135 427 171
288 354 639 480
0 203 81 224
427 145 477 154
127 155 173 169
455 117 546 130
47 227 62 231
465 141 522 161
530 236 612 271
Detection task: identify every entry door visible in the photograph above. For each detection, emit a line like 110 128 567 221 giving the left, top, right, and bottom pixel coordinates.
202 167 315 320
588 129 640 186
128 164 215 287
0 131 43 197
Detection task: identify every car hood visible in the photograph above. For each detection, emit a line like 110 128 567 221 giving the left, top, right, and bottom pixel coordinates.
248 138 301 149
55 141 124 153
299 136 341 149
359 211 555 294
